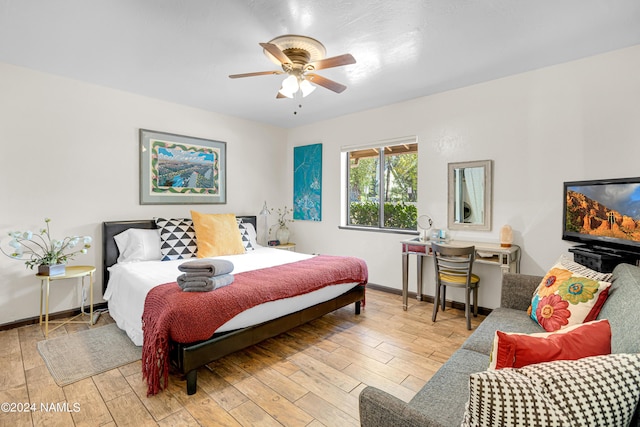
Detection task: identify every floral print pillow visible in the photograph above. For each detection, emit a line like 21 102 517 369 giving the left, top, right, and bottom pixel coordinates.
528 260 611 332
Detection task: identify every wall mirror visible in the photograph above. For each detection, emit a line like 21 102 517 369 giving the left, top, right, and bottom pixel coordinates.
447 160 493 231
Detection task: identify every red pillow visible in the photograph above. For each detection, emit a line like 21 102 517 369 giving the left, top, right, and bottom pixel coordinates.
489 319 611 370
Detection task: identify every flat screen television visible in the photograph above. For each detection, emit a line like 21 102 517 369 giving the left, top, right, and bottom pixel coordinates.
563 177 640 255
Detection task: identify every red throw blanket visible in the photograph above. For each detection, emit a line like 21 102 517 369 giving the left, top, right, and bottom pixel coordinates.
141 255 368 395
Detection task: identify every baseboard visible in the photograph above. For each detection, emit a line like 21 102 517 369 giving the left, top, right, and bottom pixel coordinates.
367 282 492 316
0 302 108 331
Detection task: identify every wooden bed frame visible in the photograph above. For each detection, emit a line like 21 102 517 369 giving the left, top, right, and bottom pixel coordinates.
102 216 365 395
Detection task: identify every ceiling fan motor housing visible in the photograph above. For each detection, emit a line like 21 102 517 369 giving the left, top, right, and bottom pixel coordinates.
280 48 316 73
265 35 327 66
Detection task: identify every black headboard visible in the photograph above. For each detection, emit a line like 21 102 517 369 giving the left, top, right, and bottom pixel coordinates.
102 216 257 293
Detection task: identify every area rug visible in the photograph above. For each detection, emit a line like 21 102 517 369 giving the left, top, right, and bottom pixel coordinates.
37 323 141 387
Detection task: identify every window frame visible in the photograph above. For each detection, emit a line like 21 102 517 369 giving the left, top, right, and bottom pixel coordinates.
341 136 418 234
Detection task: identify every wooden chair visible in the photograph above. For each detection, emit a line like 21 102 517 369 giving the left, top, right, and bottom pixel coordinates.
431 243 480 330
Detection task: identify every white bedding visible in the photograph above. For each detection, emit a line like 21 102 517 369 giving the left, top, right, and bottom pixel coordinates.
104 246 359 346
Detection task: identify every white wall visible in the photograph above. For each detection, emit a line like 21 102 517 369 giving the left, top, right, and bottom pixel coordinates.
0 63 288 325
286 45 640 309
1 45 638 325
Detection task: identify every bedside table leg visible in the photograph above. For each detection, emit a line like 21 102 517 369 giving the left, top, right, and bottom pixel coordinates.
39 279 44 326
45 278 50 338
89 272 94 325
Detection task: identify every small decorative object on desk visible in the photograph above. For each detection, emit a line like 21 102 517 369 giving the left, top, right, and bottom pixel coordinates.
430 228 450 243
269 206 293 245
1 218 92 276
417 214 433 242
500 224 513 247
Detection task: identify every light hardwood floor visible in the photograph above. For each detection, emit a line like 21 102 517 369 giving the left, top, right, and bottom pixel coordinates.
0 289 484 426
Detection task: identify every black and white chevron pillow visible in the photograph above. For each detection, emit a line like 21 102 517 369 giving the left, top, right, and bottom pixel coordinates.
237 219 255 252
462 353 640 427
154 217 198 261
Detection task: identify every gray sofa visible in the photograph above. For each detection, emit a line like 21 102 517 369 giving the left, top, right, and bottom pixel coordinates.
359 262 640 426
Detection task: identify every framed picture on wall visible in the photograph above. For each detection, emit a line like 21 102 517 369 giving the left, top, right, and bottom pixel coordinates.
293 143 322 221
139 129 226 204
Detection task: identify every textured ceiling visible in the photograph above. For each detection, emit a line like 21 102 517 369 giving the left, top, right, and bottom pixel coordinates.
1 0 639 128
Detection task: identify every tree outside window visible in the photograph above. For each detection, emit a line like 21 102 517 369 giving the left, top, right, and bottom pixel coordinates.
347 142 417 230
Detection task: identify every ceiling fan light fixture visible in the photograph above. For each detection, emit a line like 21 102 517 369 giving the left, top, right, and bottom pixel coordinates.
278 88 295 98
278 75 299 98
282 74 299 89
299 79 316 97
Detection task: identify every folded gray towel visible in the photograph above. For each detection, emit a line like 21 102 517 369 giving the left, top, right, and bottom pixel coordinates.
178 273 235 292
181 281 215 292
178 259 234 276
177 273 215 283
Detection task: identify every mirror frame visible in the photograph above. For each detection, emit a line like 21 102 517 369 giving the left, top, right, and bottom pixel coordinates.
447 159 493 231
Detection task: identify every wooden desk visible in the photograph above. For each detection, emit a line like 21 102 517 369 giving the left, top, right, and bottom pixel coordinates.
37 265 96 338
401 238 520 310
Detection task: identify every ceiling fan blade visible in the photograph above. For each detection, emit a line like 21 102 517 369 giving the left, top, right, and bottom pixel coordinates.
229 70 283 79
259 42 291 65
310 53 356 70
276 92 287 99
306 73 347 93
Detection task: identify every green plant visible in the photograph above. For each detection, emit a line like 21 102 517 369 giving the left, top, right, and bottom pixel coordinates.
349 202 417 229
349 201 379 226
384 202 418 229
1 218 92 269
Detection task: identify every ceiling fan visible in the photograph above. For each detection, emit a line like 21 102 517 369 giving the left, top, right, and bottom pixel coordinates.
229 35 356 99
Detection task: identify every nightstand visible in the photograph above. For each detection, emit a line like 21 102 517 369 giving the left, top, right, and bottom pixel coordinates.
274 243 296 251
36 265 96 338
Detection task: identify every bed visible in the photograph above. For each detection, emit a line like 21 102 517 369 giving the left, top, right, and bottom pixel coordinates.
102 216 367 395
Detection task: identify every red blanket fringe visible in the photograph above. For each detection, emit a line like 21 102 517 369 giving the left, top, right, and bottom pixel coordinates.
142 255 368 395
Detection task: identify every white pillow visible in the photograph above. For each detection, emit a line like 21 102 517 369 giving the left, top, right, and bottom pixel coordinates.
114 228 162 263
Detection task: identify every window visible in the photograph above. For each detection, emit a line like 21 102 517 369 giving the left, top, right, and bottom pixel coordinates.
343 137 417 231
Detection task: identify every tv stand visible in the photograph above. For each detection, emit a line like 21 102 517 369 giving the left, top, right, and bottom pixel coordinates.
569 245 640 273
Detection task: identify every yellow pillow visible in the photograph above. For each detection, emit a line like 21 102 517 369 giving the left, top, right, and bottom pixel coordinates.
190 211 245 257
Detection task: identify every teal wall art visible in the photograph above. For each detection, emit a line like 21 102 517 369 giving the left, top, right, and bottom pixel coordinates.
293 143 322 221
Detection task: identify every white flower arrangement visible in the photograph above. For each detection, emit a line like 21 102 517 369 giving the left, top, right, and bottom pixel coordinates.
1 218 92 269
268 206 293 235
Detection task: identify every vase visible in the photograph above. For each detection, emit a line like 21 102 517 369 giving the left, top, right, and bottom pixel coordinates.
276 226 290 244
38 263 66 276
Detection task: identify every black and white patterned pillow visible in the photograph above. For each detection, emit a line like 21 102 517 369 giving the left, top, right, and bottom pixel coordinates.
558 254 614 282
154 217 198 261
237 219 255 251
462 353 640 427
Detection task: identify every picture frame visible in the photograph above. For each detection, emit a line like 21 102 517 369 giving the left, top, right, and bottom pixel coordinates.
293 143 322 221
139 129 226 205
